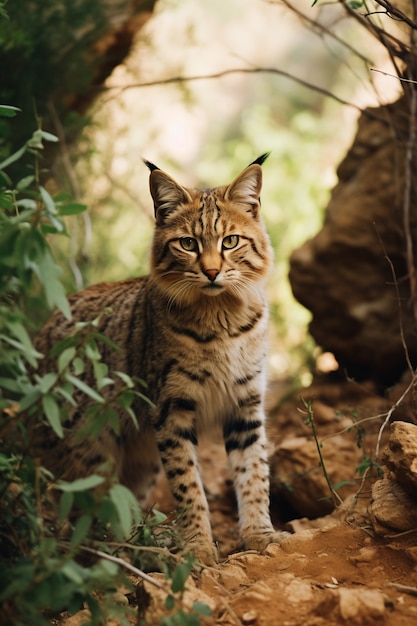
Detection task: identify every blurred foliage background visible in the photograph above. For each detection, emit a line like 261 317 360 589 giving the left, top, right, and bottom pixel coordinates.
0 0 401 383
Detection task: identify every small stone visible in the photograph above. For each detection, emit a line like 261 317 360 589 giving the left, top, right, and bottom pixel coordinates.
242 609 258 624
263 542 282 557
405 546 417 564
228 551 263 567
371 477 417 533
383 421 417 493
338 588 385 621
349 547 378 564
243 582 274 602
286 578 314 604
218 563 249 590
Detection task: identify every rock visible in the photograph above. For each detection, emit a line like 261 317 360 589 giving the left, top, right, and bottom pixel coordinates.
138 572 216 625
284 576 314 604
338 588 386 622
370 421 417 534
241 581 274 603
270 435 357 518
382 421 417 495
242 609 258 624
289 96 417 385
315 588 386 624
370 477 417 533
218 563 250 590
349 546 378 564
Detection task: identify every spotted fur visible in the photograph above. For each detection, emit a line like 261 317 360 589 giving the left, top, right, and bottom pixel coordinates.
33 155 288 564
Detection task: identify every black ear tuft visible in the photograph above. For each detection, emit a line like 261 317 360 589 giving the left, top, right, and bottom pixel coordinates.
248 153 270 167
143 159 160 172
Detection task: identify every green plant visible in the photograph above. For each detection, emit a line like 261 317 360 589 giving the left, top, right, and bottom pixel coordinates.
0 109 208 626
301 398 355 506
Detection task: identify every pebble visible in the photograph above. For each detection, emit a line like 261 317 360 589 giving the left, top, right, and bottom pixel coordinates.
219 563 249 590
349 546 378 564
243 581 274 602
338 588 386 621
242 609 258 624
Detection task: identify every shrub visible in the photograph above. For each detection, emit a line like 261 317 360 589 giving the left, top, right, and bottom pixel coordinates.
0 108 209 626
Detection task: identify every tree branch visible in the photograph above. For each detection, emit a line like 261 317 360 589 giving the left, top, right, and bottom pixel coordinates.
100 67 387 122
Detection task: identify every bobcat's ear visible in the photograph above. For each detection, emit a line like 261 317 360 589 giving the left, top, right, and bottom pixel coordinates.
225 162 263 218
145 163 190 224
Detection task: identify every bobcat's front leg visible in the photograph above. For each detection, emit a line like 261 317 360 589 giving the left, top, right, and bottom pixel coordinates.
224 410 289 552
154 399 218 565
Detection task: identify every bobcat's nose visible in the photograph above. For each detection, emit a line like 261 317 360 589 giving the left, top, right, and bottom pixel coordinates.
203 268 220 282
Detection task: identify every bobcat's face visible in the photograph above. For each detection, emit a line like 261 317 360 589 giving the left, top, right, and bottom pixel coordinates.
148 161 273 307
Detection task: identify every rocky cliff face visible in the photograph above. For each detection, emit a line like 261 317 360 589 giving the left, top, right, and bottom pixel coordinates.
289 96 417 385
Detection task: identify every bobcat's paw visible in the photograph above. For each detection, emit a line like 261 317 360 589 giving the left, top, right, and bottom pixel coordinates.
183 541 219 567
243 530 291 552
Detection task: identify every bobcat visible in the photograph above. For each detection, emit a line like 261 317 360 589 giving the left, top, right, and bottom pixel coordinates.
33 154 288 564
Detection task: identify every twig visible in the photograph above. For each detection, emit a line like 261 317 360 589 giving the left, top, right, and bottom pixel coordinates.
370 68 417 84
374 226 414 375
387 582 417 596
99 67 387 122
64 543 171 592
300 398 343 506
372 0 417 29
267 0 374 64
375 374 416 459
320 412 393 442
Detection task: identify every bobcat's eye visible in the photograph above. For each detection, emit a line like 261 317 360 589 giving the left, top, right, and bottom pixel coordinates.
222 235 239 250
179 237 198 252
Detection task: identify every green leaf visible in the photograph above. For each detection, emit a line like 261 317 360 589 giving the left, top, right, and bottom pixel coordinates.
93 361 111 389
59 490 74 521
0 105 21 118
332 480 355 490
58 346 76 373
72 357 85 375
105 406 119 435
65 373 104 403
165 594 175 610
171 560 193 593
40 186 57 215
16 175 35 191
0 377 21 392
85 340 101 361
42 393 63 438
115 371 135 388
56 381 76 405
38 372 58 394
0 143 27 171
16 198 37 210
44 213 65 233
61 561 85 585
97 497 118 524
70 514 92 547
192 601 212 616
18 388 42 412
109 483 139 537
32 244 71 319
57 474 105 492
40 130 59 143
58 202 87 216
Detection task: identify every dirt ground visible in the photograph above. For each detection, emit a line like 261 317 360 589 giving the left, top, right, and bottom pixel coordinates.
59 377 417 625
